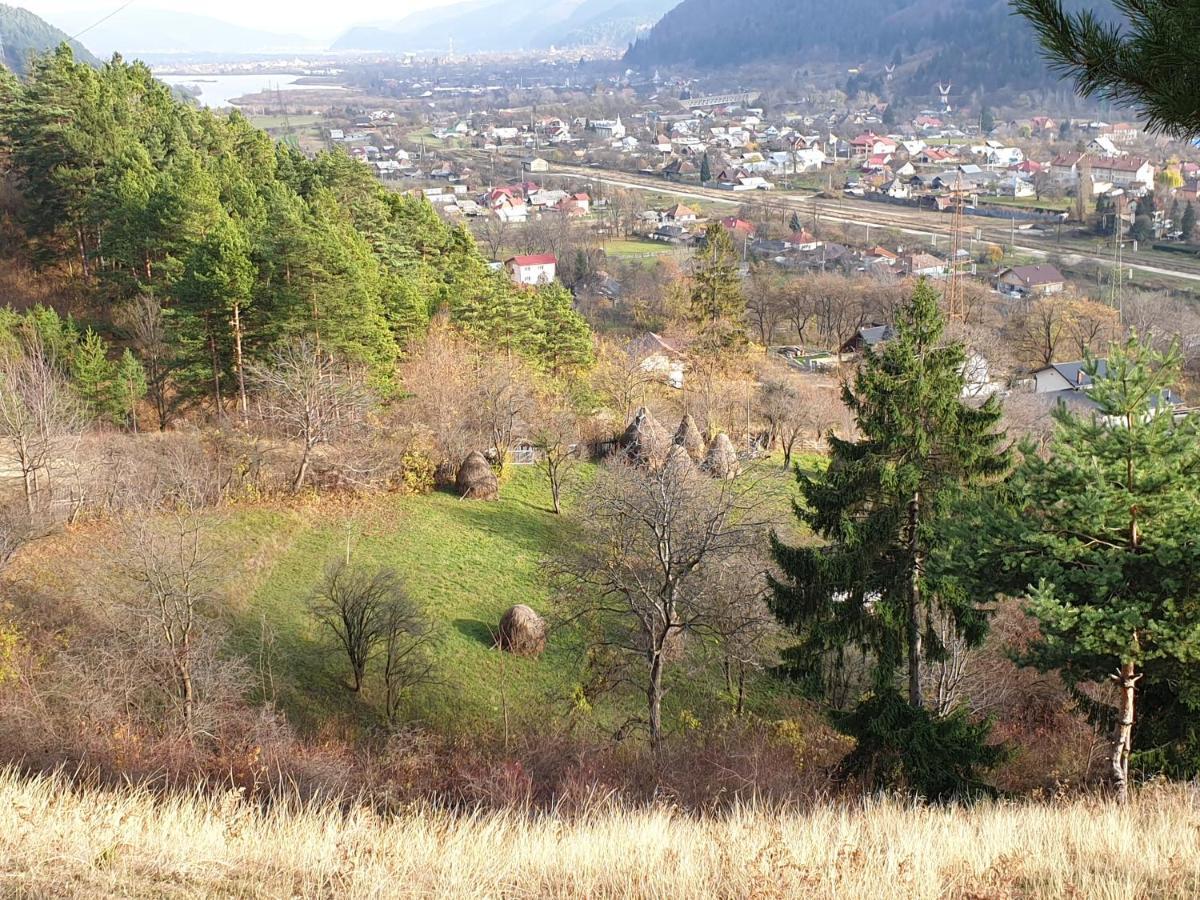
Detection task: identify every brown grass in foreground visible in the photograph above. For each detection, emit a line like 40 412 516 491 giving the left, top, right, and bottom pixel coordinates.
1 770 1198 899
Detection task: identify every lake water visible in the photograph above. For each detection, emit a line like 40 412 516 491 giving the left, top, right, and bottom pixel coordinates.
155 73 344 108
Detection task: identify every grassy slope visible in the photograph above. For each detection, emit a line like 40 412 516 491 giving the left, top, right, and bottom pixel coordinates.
223 466 592 737
8 458 806 739
234 459 806 737
5 769 1198 898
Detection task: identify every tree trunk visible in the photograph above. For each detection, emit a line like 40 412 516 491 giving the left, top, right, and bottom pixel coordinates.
648 651 664 752
232 302 248 423
907 491 924 709
736 664 746 716
1112 660 1138 804
292 443 312 493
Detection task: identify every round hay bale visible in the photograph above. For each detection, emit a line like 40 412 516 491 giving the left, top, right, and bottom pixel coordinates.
497 604 546 657
456 451 499 500
673 413 706 461
702 433 741 479
619 407 670 469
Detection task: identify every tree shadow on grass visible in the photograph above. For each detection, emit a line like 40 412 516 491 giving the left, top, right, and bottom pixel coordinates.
454 617 496 648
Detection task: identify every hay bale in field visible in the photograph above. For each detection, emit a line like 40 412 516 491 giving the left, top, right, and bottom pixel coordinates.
456 451 499 500
673 413 706 461
664 443 698 477
496 604 546 657
619 407 670 469
702 433 740 479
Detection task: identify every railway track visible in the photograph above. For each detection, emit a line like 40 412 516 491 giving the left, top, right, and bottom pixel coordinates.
535 160 1200 286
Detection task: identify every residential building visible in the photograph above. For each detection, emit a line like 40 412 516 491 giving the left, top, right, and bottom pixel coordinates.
506 254 557 285
997 264 1067 297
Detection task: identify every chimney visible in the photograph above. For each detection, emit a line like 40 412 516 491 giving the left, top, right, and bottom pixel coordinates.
1076 369 1085 386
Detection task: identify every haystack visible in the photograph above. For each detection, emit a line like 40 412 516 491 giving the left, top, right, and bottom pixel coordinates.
497 604 547 657
619 407 670 469
456 451 499 500
673 413 706 461
664 443 698 477
702 433 740 479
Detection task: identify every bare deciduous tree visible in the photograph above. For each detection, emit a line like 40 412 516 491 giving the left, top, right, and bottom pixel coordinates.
310 557 435 723
0 339 85 514
120 515 217 737
530 394 580 515
249 340 374 492
117 295 171 430
553 455 772 750
379 596 437 730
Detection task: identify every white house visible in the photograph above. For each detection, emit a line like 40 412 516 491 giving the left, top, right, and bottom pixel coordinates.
506 254 557 285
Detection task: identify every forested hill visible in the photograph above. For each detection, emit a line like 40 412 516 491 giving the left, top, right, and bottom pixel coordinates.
0 4 98 75
0 47 592 424
625 0 1110 97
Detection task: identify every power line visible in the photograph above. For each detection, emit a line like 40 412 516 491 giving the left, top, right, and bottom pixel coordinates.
69 0 138 43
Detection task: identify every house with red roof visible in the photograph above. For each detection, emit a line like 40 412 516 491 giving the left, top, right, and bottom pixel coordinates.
719 217 756 237
506 254 557 285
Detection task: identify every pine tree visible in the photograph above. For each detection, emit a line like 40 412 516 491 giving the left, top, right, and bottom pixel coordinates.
979 105 995 134
1183 202 1197 241
532 283 594 376
954 337 1200 802
71 328 120 423
789 211 803 234
688 223 746 355
1015 0 1200 137
699 152 712 184
114 348 148 432
771 279 1009 794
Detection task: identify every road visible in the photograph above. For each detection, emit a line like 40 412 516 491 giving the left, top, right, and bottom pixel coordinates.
538 162 1200 287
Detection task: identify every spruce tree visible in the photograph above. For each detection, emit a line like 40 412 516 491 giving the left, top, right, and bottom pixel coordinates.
789 211 803 234
954 337 1200 802
688 223 746 355
1183 202 1197 241
771 279 1009 795
699 152 712 184
979 105 995 134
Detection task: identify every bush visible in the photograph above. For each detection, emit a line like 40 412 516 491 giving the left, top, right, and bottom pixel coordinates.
835 690 1007 801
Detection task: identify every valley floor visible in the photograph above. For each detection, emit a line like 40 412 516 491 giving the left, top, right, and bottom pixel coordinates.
2 770 1197 898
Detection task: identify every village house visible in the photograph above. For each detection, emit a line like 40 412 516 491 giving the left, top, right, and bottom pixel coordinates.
505 254 558 286
662 203 698 225
627 332 686 389
997 264 1067 297
900 252 947 278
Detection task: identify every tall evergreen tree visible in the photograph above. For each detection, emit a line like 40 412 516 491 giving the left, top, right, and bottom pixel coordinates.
788 211 803 234
688 223 746 355
771 280 1009 793
532 283 594 377
699 152 712 184
1183 202 1197 241
979 105 995 134
953 338 1200 802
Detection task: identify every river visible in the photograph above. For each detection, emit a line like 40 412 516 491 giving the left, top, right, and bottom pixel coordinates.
155 73 344 108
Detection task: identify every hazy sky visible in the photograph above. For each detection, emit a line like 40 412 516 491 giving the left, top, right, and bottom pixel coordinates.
21 0 459 40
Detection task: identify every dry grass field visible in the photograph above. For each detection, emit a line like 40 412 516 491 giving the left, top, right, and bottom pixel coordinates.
2 769 1198 898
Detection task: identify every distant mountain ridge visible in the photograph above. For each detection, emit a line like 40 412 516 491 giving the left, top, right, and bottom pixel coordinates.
625 0 1114 97
332 0 677 53
0 4 98 74
41 7 319 56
